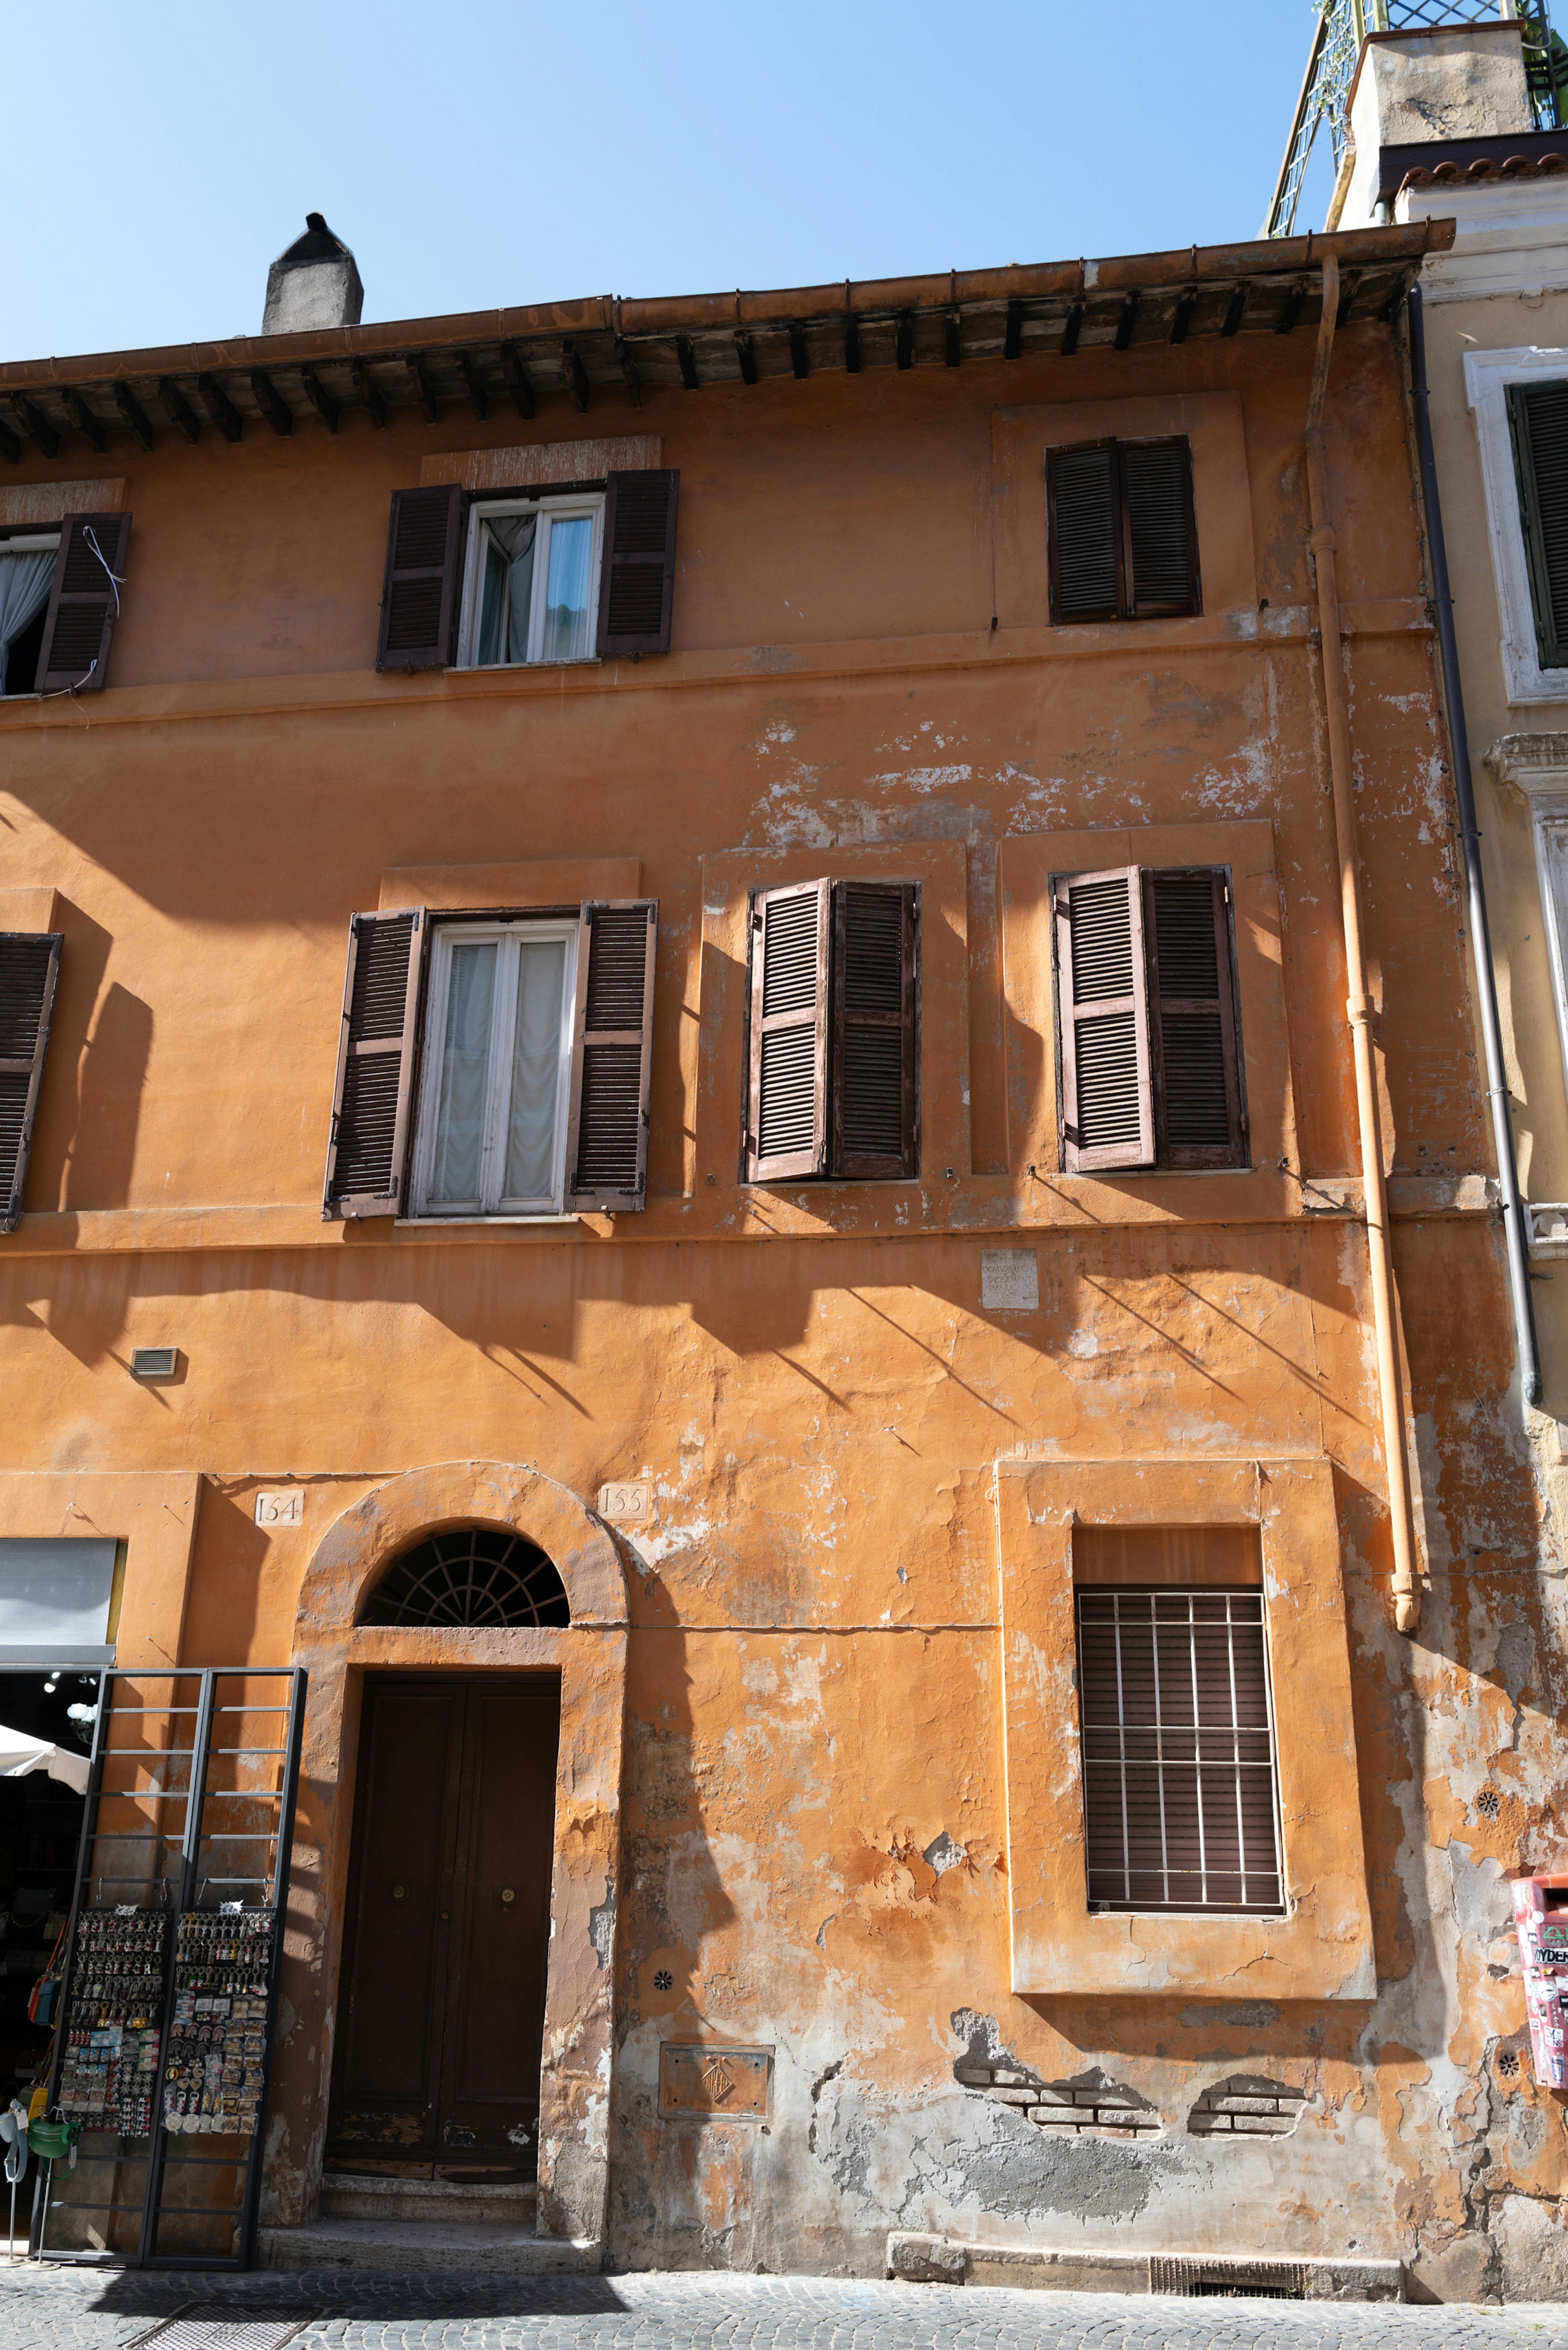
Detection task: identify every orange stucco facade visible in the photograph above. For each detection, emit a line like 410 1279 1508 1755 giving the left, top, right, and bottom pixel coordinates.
0 223 1560 2297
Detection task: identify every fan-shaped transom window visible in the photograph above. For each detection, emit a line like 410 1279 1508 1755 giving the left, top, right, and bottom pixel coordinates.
360 1527 570 1628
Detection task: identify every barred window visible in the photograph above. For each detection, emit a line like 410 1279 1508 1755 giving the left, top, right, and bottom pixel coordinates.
1076 1587 1283 1915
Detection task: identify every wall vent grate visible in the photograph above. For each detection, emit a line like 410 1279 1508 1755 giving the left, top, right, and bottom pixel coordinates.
1151 2256 1307 2299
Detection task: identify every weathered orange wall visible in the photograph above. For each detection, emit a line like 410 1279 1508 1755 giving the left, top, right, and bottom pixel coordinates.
0 309 1557 2296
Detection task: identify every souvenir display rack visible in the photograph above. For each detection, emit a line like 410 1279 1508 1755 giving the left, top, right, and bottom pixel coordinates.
32 1667 305 2270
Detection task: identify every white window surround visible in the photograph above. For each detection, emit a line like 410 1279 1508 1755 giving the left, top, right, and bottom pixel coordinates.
1484 732 1568 1253
1465 347 1568 707
408 917 579 1219
453 492 605 671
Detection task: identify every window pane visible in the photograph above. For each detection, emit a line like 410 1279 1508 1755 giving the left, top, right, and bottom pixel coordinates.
503 939 567 1200
477 535 507 667
541 517 593 661
430 943 497 1203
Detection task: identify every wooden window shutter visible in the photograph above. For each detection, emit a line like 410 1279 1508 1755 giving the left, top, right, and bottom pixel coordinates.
1508 381 1568 668
1047 441 1121 623
0 932 62 1234
744 881 831 1182
831 881 919 1178
1077 1588 1283 1914
564 899 658 1212
375 486 465 671
322 911 425 1219
1143 867 1246 1168
596 469 679 657
1120 437 1201 617
1053 867 1154 1172
35 514 130 692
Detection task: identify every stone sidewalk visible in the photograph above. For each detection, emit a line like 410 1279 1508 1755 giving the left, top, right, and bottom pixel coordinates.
0 2270 1564 2350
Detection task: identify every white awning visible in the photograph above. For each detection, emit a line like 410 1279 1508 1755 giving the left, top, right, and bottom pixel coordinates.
0 1727 89 1795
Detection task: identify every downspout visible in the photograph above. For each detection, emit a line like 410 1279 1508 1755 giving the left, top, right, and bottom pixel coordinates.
1406 281 1544 1409
1306 251 1424 1635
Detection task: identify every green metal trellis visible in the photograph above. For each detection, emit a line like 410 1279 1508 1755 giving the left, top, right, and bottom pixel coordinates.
1265 0 1568 240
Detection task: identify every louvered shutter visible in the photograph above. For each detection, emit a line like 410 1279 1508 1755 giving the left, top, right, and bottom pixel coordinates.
35 514 130 692
1077 1588 1283 1914
745 881 831 1182
1047 442 1121 623
1120 438 1201 617
1143 867 1245 1169
1054 867 1154 1173
565 900 658 1212
323 911 425 1219
1508 381 1568 669
831 882 919 1178
375 486 465 671
0 933 62 1234
596 469 679 657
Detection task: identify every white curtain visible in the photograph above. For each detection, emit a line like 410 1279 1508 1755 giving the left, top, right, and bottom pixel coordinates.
486 514 537 666
0 551 55 693
541 517 593 662
430 943 497 1203
504 939 566 1200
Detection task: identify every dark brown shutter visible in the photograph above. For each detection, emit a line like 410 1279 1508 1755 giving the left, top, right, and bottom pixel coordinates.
744 881 831 1182
323 911 425 1219
564 899 658 1213
1120 437 1201 617
1508 381 1568 667
1143 867 1245 1169
1054 867 1153 1172
0 932 62 1234
596 469 679 657
35 514 130 691
1047 441 1121 623
1076 1588 1283 1914
831 881 919 1178
375 486 465 671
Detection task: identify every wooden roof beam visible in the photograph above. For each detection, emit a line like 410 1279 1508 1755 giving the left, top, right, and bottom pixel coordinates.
0 417 19 464
14 398 58 459
62 390 106 453
617 339 643 409
251 372 293 436
498 344 534 420
734 332 757 386
455 351 487 419
676 335 700 390
160 379 202 443
1114 292 1139 350
945 310 961 367
1060 302 1083 357
563 342 590 413
1221 287 1247 337
301 368 339 434
352 360 387 427
113 383 155 451
1169 288 1196 345
198 375 243 442
407 357 439 422
789 326 808 380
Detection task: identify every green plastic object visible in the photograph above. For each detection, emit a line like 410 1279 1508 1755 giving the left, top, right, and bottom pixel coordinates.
27 2119 78 2161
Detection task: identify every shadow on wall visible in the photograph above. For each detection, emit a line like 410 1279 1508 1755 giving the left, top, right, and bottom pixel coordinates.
64 981 154 1211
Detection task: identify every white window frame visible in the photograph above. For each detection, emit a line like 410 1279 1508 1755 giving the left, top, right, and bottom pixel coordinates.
1484 735 1568 1254
0 532 61 699
1465 346 1568 707
454 493 605 670
409 917 579 1219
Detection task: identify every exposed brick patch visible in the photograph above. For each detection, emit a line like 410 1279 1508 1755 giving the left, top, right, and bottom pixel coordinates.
1188 2073 1306 2138
957 2060 1160 2138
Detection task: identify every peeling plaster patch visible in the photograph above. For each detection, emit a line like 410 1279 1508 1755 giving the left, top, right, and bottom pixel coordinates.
588 1880 615 1969
922 1832 966 1876
1178 2001 1280 2030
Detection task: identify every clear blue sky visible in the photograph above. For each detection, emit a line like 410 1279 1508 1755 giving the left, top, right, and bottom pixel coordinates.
11 2 1336 363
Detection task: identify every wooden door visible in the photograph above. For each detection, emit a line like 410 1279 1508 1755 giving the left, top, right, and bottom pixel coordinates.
327 1674 560 2173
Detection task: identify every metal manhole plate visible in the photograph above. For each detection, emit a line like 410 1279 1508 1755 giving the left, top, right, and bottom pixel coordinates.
126 2308 318 2350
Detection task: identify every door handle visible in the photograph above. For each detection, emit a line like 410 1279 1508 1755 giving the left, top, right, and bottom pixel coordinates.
500 1888 516 1906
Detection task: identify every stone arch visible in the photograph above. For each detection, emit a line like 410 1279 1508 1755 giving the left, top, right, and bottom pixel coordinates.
296 1458 628 1634
273 1462 628 2254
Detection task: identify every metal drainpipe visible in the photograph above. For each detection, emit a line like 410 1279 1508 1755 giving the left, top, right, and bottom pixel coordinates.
1406 280 1545 1410
1306 251 1424 1634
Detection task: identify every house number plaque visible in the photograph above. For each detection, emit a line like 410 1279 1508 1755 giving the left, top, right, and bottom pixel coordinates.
659 2042 773 2120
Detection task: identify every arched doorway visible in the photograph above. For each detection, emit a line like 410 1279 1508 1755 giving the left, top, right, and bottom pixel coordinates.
326 1528 572 2176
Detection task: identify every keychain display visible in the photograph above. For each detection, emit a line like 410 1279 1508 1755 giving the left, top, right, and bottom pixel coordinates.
161 1910 274 2138
56 1910 168 2138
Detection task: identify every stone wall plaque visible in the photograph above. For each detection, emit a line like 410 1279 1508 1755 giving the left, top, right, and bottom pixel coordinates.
659 2042 772 2120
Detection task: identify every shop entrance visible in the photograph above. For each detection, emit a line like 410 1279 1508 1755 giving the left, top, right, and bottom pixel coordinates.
327 1674 560 2177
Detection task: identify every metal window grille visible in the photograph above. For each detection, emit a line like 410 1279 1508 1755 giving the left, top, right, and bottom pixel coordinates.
359 1529 570 1629
1076 1589 1284 1915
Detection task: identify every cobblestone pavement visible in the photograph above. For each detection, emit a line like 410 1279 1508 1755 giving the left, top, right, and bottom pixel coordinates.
0 2269 1563 2350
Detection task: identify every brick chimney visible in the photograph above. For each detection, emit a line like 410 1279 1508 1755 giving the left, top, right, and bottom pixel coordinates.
262 213 364 336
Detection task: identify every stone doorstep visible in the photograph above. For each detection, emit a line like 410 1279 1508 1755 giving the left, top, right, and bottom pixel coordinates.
319 2173 539 2227
886 2234 1404 2301
258 2215 601 2276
